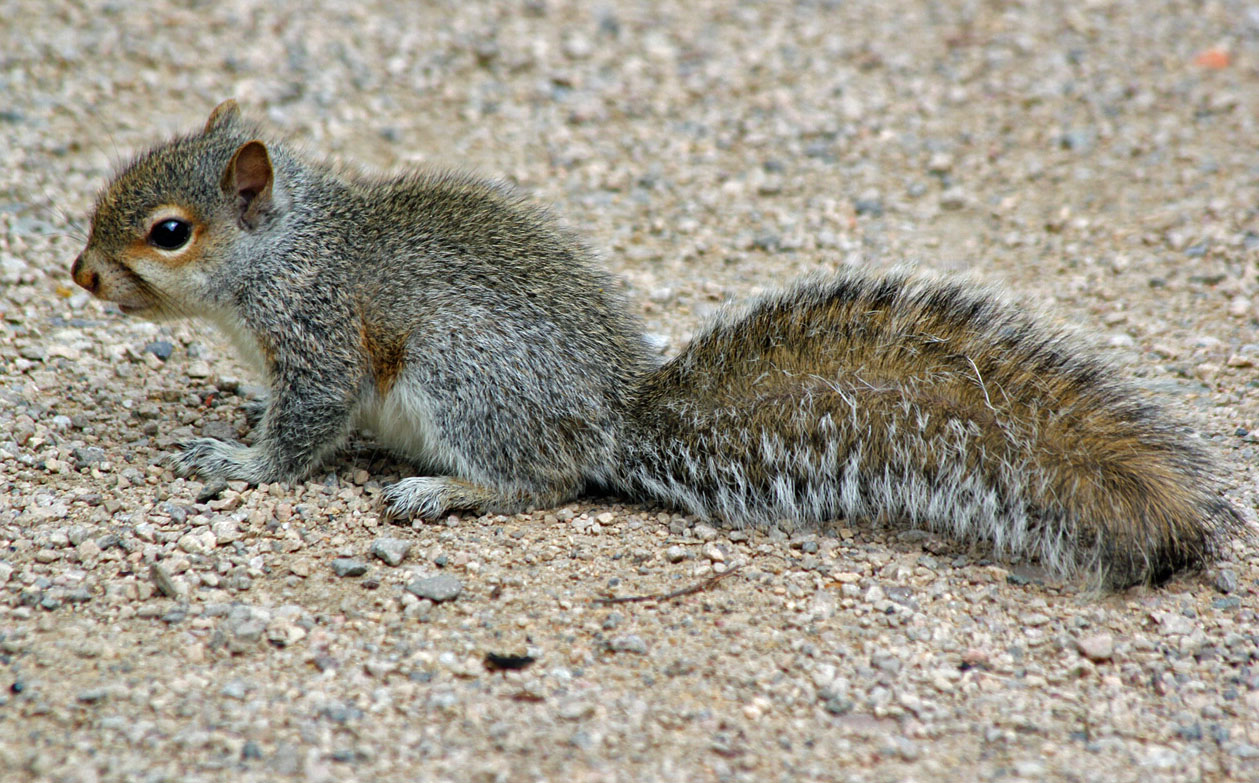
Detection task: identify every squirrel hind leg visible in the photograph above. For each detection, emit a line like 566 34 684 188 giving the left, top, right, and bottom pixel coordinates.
381 475 575 521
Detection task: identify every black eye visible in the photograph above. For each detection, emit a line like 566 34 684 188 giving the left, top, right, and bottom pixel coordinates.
148 219 192 250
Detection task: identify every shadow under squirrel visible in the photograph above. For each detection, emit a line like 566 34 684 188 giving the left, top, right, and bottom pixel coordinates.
72 100 1243 589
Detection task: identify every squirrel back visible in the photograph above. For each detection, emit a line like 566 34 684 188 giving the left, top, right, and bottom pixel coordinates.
74 101 1242 591
617 273 1241 589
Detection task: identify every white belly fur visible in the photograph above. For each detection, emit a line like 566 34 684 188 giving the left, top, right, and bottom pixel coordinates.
354 378 460 476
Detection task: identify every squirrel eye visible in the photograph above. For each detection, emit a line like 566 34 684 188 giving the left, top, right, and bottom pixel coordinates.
148 218 192 250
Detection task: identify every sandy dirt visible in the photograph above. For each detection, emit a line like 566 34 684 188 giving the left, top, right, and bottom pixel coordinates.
1 1 1257 781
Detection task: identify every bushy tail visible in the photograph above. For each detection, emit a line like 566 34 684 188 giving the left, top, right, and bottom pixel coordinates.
618 272 1242 589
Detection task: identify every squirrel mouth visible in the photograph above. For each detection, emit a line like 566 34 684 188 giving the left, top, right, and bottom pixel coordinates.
116 301 156 316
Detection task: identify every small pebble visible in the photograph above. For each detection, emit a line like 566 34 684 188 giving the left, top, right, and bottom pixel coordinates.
331 559 368 577
149 563 182 599
939 188 967 210
196 480 228 503
370 537 412 566
853 198 884 217
211 519 242 544
1076 634 1115 662
143 340 174 360
1214 568 1238 594
701 543 725 563
406 574 462 603
693 524 719 541
608 635 647 654
77 688 108 703
72 447 105 468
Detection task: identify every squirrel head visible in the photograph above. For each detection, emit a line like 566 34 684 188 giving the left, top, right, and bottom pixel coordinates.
72 100 284 318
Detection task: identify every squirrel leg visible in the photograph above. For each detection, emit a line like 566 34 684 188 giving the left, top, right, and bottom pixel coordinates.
169 363 357 483
381 476 568 520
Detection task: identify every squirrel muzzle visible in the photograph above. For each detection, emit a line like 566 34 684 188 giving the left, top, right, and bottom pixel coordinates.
70 251 98 295
70 247 160 315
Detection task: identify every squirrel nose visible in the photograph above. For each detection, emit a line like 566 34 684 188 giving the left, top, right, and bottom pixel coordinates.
71 252 99 294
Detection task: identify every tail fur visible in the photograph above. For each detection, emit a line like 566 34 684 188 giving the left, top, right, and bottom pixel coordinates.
618 272 1242 589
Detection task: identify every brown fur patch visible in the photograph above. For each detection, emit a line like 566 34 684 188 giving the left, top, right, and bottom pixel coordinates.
360 320 408 397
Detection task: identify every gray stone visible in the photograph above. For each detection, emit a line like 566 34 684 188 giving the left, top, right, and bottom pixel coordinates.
143 340 174 360
693 523 719 541
1060 128 1095 152
72 447 105 468
871 652 902 675
1075 633 1115 662
231 620 265 644
608 635 647 654
370 537 412 566
1214 568 1238 594
149 563 182 598
220 679 249 699
158 502 189 525
76 687 108 703
853 198 884 217
406 574 462 602
196 480 227 503
211 518 241 544
331 558 368 577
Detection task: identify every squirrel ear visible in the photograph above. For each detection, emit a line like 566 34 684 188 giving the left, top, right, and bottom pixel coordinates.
222 140 275 229
204 99 241 133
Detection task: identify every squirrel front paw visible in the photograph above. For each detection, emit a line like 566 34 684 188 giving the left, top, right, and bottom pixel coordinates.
166 438 271 483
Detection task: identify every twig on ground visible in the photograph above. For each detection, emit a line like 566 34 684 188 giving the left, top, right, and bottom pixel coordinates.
591 564 742 606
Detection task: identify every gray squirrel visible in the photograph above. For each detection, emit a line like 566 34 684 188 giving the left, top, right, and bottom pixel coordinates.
71 100 1242 589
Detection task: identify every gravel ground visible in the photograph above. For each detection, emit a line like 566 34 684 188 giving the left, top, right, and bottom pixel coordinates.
3 1 1259 781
